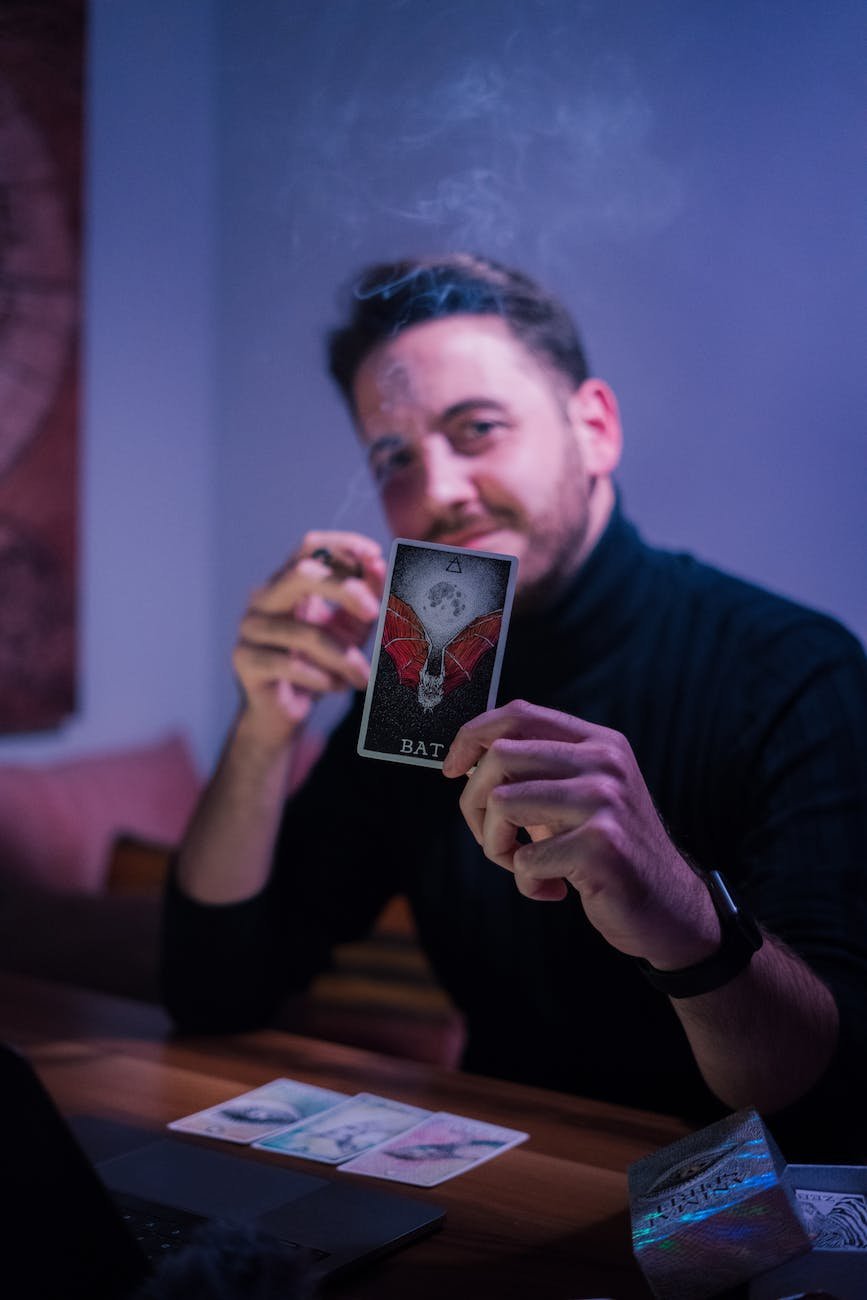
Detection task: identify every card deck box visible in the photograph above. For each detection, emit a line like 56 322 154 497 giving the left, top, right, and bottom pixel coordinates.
628 1109 811 1300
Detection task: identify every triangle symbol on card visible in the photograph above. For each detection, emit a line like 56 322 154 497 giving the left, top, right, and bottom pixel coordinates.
445 556 462 573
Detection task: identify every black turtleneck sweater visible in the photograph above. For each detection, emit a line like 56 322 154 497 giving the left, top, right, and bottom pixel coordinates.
163 506 867 1160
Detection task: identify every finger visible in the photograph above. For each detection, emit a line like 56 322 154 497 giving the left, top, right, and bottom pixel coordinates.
497 775 607 837
260 529 380 583
254 559 381 622
325 603 379 646
443 699 604 777
293 532 385 587
479 778 601 866
237 619 370 688
510 826 586 903
473 784 572 903
459 740 579 843
240 608 363 656
515 875 568 902
359 550 388 591
233 643 346 695
300 530 385 566
511 822 632 913
310 549 387 601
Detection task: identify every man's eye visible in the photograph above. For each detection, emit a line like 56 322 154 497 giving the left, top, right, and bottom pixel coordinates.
456 419 504 447
371 445 414 484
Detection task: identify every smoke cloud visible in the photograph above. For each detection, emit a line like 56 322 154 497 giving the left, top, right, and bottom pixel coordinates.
258 6 682 271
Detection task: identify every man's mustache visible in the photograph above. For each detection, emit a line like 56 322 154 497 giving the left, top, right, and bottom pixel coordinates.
426 510 516 544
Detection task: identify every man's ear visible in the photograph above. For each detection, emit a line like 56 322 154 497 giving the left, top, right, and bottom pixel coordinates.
566 379 623 476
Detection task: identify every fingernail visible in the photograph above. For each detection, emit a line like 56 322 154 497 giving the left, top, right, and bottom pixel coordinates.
347 653 369 688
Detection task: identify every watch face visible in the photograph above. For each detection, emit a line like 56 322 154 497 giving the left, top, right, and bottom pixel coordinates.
705 871 763 951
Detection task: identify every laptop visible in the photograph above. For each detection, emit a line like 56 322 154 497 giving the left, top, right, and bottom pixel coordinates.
3 1042 445 1299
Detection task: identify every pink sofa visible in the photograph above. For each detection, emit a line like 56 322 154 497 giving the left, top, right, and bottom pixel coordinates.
0 731 466 1066
0 733 201 1001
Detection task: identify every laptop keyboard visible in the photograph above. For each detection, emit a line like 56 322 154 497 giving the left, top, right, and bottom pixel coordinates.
115 1191 209 1261
114 1191 330 1265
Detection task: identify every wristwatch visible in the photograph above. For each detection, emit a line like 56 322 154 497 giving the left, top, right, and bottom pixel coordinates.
635 868 763 998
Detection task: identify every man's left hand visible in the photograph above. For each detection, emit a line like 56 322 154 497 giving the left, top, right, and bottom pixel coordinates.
442 700 721 969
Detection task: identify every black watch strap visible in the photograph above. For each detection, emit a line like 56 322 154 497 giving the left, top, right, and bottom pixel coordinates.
635 869 763 999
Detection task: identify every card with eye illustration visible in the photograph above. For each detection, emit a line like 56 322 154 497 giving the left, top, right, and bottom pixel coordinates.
358 539 517 768
339 1112 528 1186
168 1078 349 1144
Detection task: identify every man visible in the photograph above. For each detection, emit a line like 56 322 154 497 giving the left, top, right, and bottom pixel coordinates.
163 255 867 1159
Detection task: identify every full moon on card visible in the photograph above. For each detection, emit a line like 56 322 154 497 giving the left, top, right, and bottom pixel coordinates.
420 581 467 643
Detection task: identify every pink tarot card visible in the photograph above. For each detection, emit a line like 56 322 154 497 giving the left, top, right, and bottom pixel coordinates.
167 1078 349 1144
339 1111 529 1186
358 539 517 768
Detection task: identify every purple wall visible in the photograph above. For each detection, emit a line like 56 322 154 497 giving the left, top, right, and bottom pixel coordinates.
0 0 216 765
4 1 862 768
213 0 865 751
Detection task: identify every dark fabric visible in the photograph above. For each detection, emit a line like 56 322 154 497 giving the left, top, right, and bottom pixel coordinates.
162 504 867 1161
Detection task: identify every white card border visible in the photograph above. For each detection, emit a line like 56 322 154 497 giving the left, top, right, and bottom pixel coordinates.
357 537 519 768
166 1077 350 1143
250 1091 431 1163
338 1109 529 1186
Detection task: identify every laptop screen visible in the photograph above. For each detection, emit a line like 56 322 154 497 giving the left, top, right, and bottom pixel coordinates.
3 1042 150 1299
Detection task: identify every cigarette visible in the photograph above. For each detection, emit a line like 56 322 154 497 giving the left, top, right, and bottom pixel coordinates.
311 547 363 579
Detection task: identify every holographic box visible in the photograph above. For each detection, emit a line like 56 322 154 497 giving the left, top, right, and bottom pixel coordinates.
628 1108 811 1300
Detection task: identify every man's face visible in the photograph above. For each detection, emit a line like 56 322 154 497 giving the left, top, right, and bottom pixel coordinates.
352 315 616 609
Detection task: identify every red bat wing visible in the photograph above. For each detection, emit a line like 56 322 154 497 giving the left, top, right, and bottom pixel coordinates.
442 609 503 695
381 594 430 689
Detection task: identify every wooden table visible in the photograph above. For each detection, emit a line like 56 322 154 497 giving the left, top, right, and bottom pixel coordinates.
0 972 693 1299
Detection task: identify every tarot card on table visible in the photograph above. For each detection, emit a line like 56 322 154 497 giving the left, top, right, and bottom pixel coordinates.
252 1093 431 1165
358 539 517 768
339 1112 529 1186
168 1078 349 1144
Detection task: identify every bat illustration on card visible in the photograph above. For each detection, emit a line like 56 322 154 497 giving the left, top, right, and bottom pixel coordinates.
358 539 517 767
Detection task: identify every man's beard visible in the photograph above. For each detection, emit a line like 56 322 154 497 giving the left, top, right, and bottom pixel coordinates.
422 437 595 615
512 446 594 615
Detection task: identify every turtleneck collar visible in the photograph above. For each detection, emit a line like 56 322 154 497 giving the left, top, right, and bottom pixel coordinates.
502 492 657 691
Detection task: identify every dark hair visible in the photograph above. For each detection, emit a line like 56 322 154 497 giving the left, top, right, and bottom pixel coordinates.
327 253 589 408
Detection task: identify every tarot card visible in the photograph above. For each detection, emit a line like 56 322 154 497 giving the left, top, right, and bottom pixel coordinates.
252 1093 430 1165
167 1078 348 1144
358 538 518 768
795 1188 867 1249
339 1111 528 1186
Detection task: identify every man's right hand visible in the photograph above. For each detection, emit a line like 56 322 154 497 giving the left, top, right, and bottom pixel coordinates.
232 530 386 749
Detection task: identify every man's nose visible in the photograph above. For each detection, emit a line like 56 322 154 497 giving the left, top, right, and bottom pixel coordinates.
419 434 477 508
